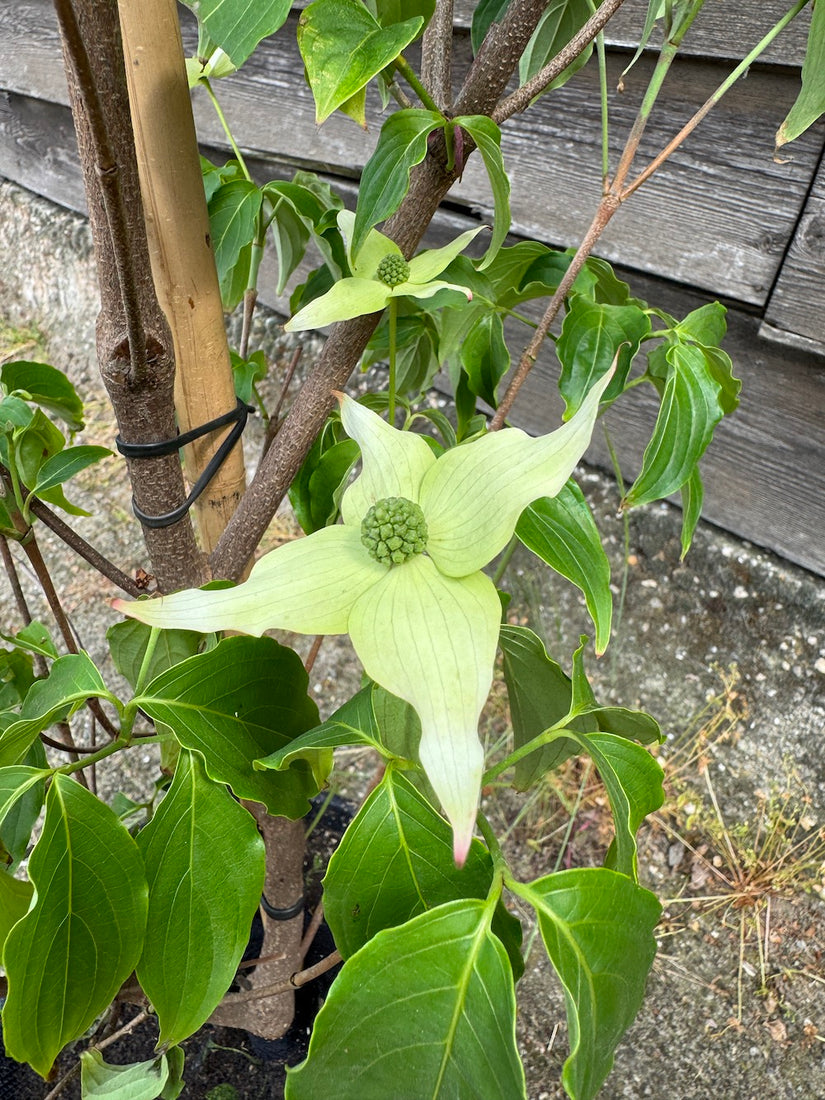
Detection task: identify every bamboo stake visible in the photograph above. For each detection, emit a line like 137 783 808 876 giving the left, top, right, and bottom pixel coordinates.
117 0 246 556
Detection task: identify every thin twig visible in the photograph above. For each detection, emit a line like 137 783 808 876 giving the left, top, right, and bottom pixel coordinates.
43 1009 152 1100
421 0 454 112
493 0 628 124
304 634 324 674
0 532 33 625
218 950 342 1007
261 344 303 460
240 287 258 360
300 901 326 962
41 733 100 755
53 0 148 386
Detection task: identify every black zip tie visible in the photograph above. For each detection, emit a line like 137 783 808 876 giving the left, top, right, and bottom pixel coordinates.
115 398 253 529
260 893 305 921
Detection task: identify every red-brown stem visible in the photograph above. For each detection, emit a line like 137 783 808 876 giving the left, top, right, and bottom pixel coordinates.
304 634 324 675
300 900 326 962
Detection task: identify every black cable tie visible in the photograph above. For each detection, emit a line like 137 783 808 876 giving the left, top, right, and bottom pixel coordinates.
260 893 305 921
115 398 253 530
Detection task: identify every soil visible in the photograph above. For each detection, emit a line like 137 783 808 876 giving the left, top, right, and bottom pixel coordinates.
0 183 823 1099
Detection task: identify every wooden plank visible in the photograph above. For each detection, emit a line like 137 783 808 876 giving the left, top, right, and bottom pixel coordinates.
0 91 87 214
4 1 820 306
762 157 825 354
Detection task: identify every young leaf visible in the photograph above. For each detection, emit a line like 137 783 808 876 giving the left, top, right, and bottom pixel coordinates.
136 751 265 1044
230 349 268 405
453 115 510 267
352 110 444 261
556 296 651 415
516 480 612 654
0 620 58 660
289 437 360 534
180 0 291 70
262 183 313 294
623 342 725 508
0 647 37 710
3 776 148 1077
512 868 660 1100
80 1048 172 1100
298 0 424 124
776 0 825 147
675 301 727 348
0 361 85 431
519 0 594 94
286 900 526 1099
460 310 510 407
207 179 263 305
680 466 704 558
0 652 117 766
29 444 111 496
136 637 321 817
323 768 497 958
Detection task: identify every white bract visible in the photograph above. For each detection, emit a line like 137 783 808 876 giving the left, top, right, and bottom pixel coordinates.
113 374 612 862
284 211 482 331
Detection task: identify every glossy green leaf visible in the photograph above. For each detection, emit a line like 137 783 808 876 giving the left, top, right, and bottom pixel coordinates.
700 343 740 416
0 361 85 431
0 751 47 866
680 466 703 558
181 0 291 69
0 652 116 765
624 342 725 508
460 311 509 408
207 180 262 306
352 110 444 261
512 868 660 1100
230 349 267 405
0 621 58 660
286 900 526 1099
136 751 265 1044
262 183 312 294
556 295 651 415
777 0 825 147
3 776 147 1077
453 115 509 267
0 647 37 710
621 0 665 75
0 868 33 955
675 301 727 348
9 406 65 488
324 768 497 958
29 444 110 496
136 637 321 817
500 625 591 789
80 1048 171 1100
298 0 424 124
289 437 360 534
371 0 435 28
584 256 641 306
107 619 203 692
470 0 509 53
519 0 594 94
516 480 612 654
585 705 660 745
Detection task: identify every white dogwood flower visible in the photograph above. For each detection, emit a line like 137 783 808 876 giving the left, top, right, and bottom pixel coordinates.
113 374 611 862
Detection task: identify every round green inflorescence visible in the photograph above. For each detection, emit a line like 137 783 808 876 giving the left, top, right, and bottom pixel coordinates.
361 496 428 565
376 254 410 288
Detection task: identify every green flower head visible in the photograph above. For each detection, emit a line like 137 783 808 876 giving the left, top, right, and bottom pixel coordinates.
113 370 613 863
283 211 482 331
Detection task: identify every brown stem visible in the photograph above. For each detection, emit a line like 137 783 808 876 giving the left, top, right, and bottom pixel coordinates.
218 950 343 1007
304 635 324 675
0 533 34 627
490 196 619 430
300 901 326 962
240 288 258 360
26 495 143 598
454 0 549 117
421 0 454 112
493 0 628 124
41 733 100 754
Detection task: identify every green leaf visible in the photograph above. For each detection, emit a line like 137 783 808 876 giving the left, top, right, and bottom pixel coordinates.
207 180 262 307
80 1048 172 1100
516 480 612 654
470 0 509 53
680 466 703 558
289 437 360 534
29 444 110 496
624 342 725 508
0 621 58 660
621 0 665 76
0 647 37 710
460 311 510 408
136 751 265 1044
513 868 660 1100
230 349 268 405
0 750 47 866
519 0 594 95
556 295 651 415
371 0 435 28
3 776 147 1077
453 115 510 267
776 0 825 147
0 652 116 765
323 768 499 958
107 619 203 691
286 900 526 1099
352 110 444 261
136 637 321 817
675 301 727 348
0 868 33 955
262 183 313 294
9 406 65 488
181 0 291 69
0 361 85 431
500 625 592 789
298 0 424 124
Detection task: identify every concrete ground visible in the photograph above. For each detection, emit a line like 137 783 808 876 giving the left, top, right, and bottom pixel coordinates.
0 182 823 1099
